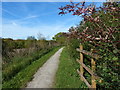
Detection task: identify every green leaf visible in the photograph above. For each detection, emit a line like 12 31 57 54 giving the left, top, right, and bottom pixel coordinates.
113 50 118 54
112 57 118 61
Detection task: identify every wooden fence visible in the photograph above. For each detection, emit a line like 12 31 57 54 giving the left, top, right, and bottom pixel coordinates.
76 43 101 89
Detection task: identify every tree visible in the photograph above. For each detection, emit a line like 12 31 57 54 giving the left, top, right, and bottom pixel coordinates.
27 36 36 40
58 1 120 89
37 33 46 40
25 36 37 48
52 32 67 45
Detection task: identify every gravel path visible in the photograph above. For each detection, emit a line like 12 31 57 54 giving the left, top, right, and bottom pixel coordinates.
26 48 63 88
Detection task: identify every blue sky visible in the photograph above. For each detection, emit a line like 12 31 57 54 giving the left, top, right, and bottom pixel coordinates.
2 2 103 40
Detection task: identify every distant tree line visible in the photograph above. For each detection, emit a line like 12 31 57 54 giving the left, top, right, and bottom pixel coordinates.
2 34 59 64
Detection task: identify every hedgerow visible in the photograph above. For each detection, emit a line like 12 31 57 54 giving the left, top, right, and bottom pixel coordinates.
59 1 120 89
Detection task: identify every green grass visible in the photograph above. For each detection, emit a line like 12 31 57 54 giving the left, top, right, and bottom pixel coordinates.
54 47 86 88
3 46 61 88
3 48 54 82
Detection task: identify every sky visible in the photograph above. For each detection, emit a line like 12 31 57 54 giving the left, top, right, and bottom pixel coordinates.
1 2 103 40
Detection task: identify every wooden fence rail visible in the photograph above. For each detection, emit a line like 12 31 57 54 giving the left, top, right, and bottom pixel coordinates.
76 44 101 89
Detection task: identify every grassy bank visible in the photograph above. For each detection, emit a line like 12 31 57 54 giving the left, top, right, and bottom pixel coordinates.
54 47 86 88
3 46 61 88
3 48 55 82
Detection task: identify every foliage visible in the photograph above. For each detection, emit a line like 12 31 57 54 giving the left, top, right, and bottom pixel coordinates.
58 1 120 89
2 35 60 88
52 32 67 45
37 40 48 49
37 33 46 40
2 48 53 82
27 36 36 40
55 47 86 88
2 46 61 88
66 38 80 59
59 2 120 48
2 37 58 64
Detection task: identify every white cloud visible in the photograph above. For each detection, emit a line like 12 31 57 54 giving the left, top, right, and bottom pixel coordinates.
2 14 81 40
2 22 70 40
2 9 19 18
21 15 39 20
12 22 17 26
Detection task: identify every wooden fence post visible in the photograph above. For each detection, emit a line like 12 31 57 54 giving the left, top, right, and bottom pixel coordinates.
91 49 96 89
80 44 84 81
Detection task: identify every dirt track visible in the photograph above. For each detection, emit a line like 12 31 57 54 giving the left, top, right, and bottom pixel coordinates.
26 48 63 88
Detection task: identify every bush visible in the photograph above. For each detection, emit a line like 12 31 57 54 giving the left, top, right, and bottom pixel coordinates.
66 38 80 59
2 47 58 82
58 2 119 89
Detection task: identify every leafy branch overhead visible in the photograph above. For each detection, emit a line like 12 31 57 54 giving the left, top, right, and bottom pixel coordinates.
59 1 120 52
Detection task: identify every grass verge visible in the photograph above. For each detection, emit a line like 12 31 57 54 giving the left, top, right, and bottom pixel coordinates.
3 48 55 82
3 46 61 88
54 47 86 88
